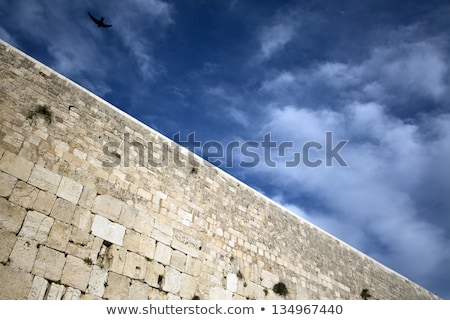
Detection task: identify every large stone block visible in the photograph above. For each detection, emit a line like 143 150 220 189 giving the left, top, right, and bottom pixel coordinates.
209 286 232 300
0 265 34 299
71 206 93 232
129 280 150 299
28 275 49 300
28 165 62 193
103 272 131 300
123 251 147 280
9 238 39 272
61 255 92 292
179 273 198 299
162 266 181 295
138 234 156 260
67 227 103 262
32 245 66 281
0 150 34 181
56 176 83 204
32 190 57 215
170 250 187 272
18 210 54 243
92 194 125 222
46 220 72 252
8 181 39 209
87 265 108 297
154 242 172 265
104 244 127 274
144 259 165 288
62 287 81 300
46 283 66 300
0 229 16 263
50 197 76 224
0 171 17 197
133 210 154 236
91 214 126 246
0 197 27 233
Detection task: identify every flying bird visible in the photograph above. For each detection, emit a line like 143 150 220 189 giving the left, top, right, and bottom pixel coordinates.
88 12 112 28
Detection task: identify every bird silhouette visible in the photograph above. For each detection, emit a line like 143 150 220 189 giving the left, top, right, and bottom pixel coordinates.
88 12 112 28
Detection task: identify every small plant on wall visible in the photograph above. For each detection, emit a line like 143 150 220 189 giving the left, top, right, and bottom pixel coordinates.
273 282 288 297
26 105 52 124
360 288 372 300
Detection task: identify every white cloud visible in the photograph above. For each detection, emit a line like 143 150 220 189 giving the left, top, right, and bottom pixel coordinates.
110 0 173 80
250 100 450 288
259 23 295 60
260 71 296 92
259 38 450 107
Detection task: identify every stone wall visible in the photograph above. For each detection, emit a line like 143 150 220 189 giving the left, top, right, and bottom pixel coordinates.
0 39 439 300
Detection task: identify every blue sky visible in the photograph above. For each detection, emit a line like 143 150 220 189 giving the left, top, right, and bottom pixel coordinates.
1 0 449 299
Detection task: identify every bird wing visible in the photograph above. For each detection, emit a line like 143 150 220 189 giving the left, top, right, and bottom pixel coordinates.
88 12 101 25
101 23 112 28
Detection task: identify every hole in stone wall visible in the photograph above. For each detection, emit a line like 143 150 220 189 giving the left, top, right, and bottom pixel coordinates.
157 275 164 287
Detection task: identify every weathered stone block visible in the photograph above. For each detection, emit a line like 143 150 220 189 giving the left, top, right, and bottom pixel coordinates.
71 206 93 232
56 176 83 204
9 181 39 208
170 250 187 272
50 197 76 224
185 256 202 277
78 186 96 210
0 265 33 299
33 245 66 281
18 210 54 243
104 272 130 300
123 228 141 252
67 227 102 262
261 269 279 288
144 259 165 289
92 194 124 222
28 164 61 193
162 266 181 295
0 171 17 197
209 286 232 299
123 251 147 280
91 214 126 246
0 150 34 181
133 210 154 236
119 204 138 229
33 190 56 215
0 229 16 263
129 280 150 299
46 282 66 300
87 265 108 297
179 273 198 299
154 242 172 265
0 197 27 233
138 234 156 260
46 220 72 252
62 287 81 300
28 275 49 300
61 255 92 291
9 238 39 272
104 244 127 274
